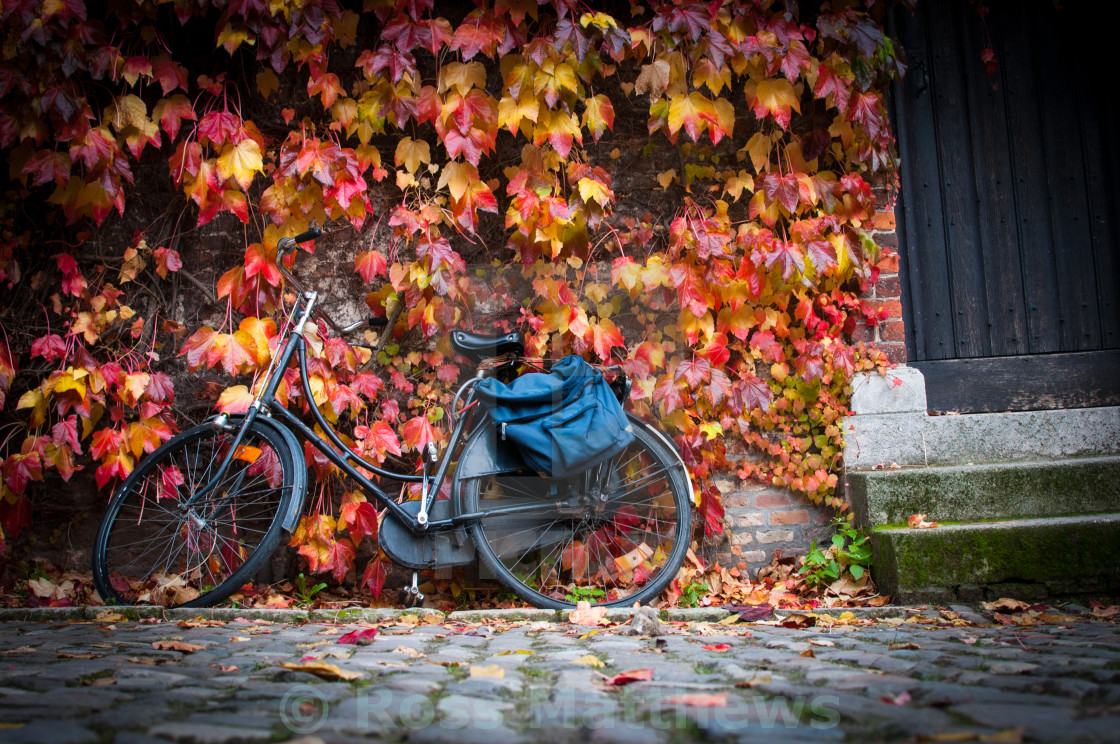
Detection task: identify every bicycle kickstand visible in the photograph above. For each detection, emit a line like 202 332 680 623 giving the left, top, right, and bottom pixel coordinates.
404 571 425 607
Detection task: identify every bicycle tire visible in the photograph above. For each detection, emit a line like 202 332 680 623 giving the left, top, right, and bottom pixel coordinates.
92 418 297 608
461 416 692 609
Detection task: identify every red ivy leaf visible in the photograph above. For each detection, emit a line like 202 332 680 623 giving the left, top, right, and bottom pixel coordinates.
360 558 387 598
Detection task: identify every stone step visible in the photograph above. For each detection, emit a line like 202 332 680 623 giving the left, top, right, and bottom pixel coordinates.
847 455 1120 528
870 513 1120 604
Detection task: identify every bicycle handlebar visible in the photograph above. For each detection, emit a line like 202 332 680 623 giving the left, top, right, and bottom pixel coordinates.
276 229 386 336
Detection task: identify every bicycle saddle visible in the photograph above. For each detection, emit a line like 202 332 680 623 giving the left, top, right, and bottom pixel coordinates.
450 330 525 363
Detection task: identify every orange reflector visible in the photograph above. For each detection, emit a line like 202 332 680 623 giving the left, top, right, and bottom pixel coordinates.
233 445 262 463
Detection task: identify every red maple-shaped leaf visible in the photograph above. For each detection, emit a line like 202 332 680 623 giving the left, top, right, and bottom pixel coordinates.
340 492 379 544
401 415 438 452
338 627 378 645
243 243 281 287
698 484 725 536
598 668 654 686
322 537 355 583
362 420 401 459
360 558 387 598
355 250 388 282
30 334 67 362
675 357 711 389
738 375 773 413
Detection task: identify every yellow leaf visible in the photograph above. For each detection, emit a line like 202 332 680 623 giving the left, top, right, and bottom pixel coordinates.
572 654 604 668
256 70 279 99
498 94 540 135
724 171 753 201
94 610 127 622
395 137 431 174
469 664 506 679
741 132 772 172
495 649 534 656
439 61 486 94
279 660 365 681
577 177 613 207
699 422 723 440
657 169 677 189
438 161 475 201
216 139 263 190
106 95 147 131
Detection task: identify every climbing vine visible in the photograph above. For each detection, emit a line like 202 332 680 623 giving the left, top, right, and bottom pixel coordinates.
0 0 905 595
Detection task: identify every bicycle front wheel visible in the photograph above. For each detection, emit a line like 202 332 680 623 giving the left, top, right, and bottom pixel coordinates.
461 417 693 609
92 419 297 608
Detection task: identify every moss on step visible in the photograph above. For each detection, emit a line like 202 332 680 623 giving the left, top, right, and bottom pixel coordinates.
872 516 1120 603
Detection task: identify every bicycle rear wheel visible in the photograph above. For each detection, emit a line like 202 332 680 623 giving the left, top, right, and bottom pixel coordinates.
461 417 692 609
92 419 297 608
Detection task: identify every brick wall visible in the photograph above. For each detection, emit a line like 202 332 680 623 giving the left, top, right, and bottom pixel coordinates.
710 454 834 578
860 203 907 364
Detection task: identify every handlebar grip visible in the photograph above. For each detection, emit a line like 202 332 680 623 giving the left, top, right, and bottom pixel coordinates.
369 316 389 328
292 227 322 244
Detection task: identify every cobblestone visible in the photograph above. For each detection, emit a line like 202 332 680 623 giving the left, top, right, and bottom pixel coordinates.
0 610 1118 743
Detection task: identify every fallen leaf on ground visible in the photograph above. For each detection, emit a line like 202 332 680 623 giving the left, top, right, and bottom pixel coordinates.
889 642 920 651
779 613 815 629
82 677 116 687
211 664 239 672
664 693 728 707
578 629 600 640
469 664 506 679
229 636 251 643
572 654 604 667
981 598 1031 612
496 649 533 656
297 640 331 649
58 651 101 659
153 641 205 653
809 639 836 647
1090 604 1119 620
880 691 911 706
725 603 774 622
569 600 608 626
178 617 225 628
280 660 364 681
93 610 127 622
907 514 938 529
598 669 654 686
1 646 37 654
799 648 816 658
392 646 424 658
338 628 378 645
701 644 731 652
734 673 772 687
960 635 980 645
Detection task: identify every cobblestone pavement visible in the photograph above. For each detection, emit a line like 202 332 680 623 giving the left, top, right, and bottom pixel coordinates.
0 606 1118 744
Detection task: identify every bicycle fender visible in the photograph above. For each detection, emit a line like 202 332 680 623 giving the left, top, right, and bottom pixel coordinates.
224 414 307 531
627 415 696 506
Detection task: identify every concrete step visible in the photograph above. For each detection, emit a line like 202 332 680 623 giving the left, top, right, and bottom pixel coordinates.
871 513 1120 604
844 370 1120 470
847 456 1120 528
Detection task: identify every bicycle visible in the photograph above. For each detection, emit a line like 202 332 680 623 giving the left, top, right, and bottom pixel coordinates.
91 229 694 610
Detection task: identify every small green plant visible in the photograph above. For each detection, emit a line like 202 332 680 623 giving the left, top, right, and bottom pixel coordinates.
565 586 606 603
679 582 710 608
294 573 327 605
799 518 873 588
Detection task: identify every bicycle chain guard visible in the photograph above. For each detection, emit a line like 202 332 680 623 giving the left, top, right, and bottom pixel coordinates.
378 498 477 570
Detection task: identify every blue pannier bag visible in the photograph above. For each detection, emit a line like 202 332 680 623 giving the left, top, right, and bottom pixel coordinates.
474 355 634 478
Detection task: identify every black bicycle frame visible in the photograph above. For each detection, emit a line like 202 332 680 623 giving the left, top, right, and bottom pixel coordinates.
187 293 563 539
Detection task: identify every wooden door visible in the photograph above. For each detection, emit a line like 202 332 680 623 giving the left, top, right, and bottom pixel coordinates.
889 0 1120 412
